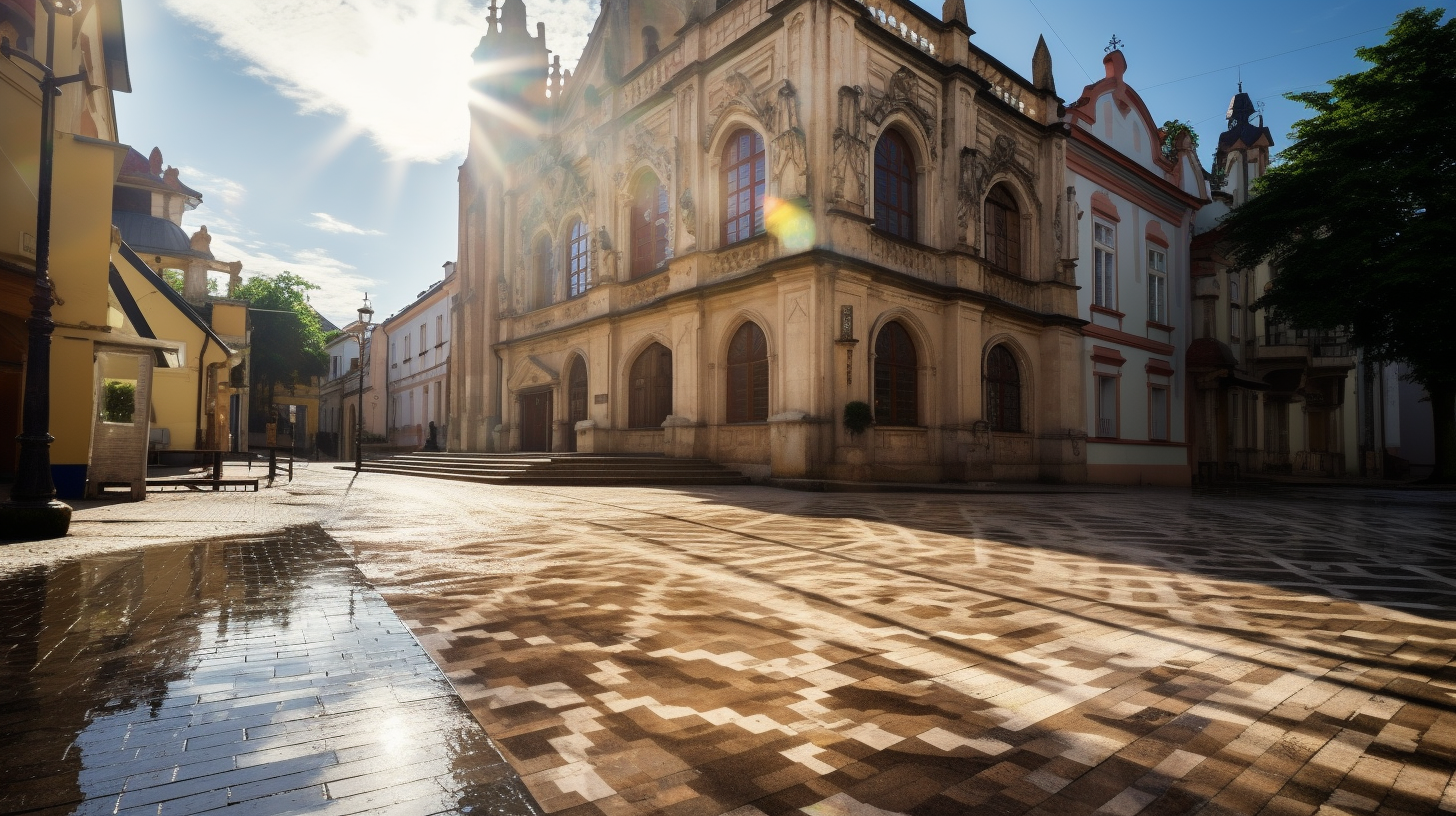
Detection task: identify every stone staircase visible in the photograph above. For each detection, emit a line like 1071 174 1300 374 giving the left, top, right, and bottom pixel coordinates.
353 452 752 487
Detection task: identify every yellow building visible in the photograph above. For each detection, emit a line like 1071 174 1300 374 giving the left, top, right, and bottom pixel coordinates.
0 0 238 499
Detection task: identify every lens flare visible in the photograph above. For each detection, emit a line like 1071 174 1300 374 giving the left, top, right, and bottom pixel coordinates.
764 196 815 252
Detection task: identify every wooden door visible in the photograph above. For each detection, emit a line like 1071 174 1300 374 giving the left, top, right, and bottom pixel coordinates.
519 390 553 452
566 357 587 452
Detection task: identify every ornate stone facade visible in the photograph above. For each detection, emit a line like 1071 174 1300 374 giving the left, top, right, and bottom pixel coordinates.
449 0 1089 482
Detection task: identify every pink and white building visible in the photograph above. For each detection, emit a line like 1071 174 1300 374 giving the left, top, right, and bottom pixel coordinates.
1064 49 1210 485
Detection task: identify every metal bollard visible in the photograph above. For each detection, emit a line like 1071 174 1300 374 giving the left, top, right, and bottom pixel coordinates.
268 448 277 484
212 451 222 491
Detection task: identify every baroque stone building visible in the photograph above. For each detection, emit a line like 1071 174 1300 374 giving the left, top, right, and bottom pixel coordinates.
449 0 1089 481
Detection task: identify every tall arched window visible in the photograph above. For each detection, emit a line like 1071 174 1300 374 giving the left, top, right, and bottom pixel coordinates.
629 342 673 428
874 129 915 240
873 321 918 426
566 355 588 451
567 220 591 297
726 322 769 423
984 184 1022 275
533 234 555 309
722 129 766 245
630 172 669 279
985 345 1022 432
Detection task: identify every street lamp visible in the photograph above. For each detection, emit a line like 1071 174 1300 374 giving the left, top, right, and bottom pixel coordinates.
0 1 88 541
354 294 373 472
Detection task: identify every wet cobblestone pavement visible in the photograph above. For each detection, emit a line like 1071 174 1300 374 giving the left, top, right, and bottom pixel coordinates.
3 467 1456 816
0 523 537 816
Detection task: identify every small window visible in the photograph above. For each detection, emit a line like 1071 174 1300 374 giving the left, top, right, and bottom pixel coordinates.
722 129 766 245
984 345 1022 432
642 26 659 59
1147 248 1167 324
984 184 1023 274
1095 375 1118 438
420 324 427 355
874 130 915 240
1149 385 1168 441
630 174 668 278
726 322 769 423
1093 219 1116 308
568 219 591 296
436 314 444 346
873 321 918 426
1229 276 1242 341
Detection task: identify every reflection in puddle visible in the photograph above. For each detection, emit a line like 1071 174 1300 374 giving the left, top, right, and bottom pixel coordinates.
0 526 538 815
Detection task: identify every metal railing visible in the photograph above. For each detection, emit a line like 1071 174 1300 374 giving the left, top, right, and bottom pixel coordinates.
1260 328 1352 357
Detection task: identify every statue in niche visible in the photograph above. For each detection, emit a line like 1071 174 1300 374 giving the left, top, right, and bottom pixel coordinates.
595 227 619 283
678 189 697 240
773 82 809 200
1064 187 1082 262
956 149 977 247
831 86 868 209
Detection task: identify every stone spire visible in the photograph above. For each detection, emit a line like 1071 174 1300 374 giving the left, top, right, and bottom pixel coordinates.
941 0 967 26
1032 35 1054 93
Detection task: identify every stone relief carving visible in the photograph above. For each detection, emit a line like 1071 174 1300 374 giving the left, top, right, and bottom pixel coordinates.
865 67 936 158
626 126 672 184
702 71 775 151
960 133 1040 248
772 82 809 200
830 85 868 210
678 189 697 239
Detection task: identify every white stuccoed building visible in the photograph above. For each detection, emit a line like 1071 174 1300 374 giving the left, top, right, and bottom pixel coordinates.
381 265 456 450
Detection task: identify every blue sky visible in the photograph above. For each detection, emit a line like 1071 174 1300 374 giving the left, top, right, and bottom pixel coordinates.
112 0 1420 326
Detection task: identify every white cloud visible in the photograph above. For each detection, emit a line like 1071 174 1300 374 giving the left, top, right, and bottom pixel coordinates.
308 212 384 236
162 0 597 163
183 203 376 326
179 166 247 208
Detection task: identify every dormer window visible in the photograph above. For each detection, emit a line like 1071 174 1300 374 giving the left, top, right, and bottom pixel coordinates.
642 26 659 60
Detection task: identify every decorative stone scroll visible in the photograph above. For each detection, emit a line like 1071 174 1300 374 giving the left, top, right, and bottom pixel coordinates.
865 67 936 158
703 71 775 151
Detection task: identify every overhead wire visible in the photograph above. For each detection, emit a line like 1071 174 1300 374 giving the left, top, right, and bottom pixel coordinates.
1141 26 1387 90
1021 0 1093 83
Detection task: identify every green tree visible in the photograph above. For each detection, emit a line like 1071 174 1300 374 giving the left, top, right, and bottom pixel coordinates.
234 272 328 422
1219 8 1456 482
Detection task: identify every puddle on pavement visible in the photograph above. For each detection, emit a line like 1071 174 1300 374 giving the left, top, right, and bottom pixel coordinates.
0 525 539 816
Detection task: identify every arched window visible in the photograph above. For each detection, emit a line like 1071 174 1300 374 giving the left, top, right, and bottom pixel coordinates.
642 26 660 59
873 321 918 426
984 184 1022 275
533 234 555 309
726 322 769 423
985 345 1022 432
628 342 673 428
567 220 590 297
874 129 915 240
566 355 588 451
630 172 669 279
722 129 766 245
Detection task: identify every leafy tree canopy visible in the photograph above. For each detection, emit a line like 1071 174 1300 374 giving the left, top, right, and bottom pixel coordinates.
1219 7 1456 480
234 272 329 415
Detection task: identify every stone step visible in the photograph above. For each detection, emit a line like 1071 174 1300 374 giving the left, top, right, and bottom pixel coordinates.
357 451 750 486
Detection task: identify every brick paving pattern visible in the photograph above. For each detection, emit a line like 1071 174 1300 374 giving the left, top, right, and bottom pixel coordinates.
0 521 537 816
4 466 1456 816
327 481 1456 816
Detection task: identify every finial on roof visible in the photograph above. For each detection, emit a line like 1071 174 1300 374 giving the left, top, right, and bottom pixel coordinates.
1105 34 1123 54
148 147 163 176
941 0 967 26
1032 35 1054 93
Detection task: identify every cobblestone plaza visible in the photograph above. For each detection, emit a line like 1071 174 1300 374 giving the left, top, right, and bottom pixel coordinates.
2 467 1454 815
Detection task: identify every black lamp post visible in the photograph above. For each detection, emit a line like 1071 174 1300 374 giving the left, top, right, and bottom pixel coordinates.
0 2 87 541
354 294 373 472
